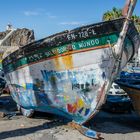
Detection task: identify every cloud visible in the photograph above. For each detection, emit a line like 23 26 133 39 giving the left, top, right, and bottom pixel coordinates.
46 13 57 19
23 10 57 19
60 21 84 26
23 11 40 16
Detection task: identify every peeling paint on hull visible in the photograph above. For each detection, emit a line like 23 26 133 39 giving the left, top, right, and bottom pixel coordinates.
2 18 139 124
5 47 131 124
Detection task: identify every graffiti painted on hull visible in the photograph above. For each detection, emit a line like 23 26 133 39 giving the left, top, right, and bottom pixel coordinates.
40 67 107 116
7 64 107 120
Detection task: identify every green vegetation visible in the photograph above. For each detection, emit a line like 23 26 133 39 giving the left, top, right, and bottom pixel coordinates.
102 7 122 21
103 7 140 32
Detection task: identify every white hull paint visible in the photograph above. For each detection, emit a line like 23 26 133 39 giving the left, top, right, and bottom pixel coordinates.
6 47 129 123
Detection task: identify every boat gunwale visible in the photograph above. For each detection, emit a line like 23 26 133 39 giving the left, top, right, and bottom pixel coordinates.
2 18 127 60
2 18 139 69
116 80 140 91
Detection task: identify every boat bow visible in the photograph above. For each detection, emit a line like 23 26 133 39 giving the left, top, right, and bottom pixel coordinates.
114 0 138 59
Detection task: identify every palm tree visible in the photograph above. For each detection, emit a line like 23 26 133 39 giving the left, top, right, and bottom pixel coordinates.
103 7 140 32
102 7 122 21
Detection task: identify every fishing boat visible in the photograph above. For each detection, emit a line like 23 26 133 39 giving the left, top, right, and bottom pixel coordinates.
116 72 140 116
125 49 140 73
2 0 139 139
116 47 140 116
103 82 132 113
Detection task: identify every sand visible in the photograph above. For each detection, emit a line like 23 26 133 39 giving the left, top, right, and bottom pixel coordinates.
0 95 140 140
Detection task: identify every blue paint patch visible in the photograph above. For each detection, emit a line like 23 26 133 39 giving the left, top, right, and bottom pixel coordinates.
37 93 52 105
78 107 84 114
85 108 90 116
25 83 34 90
79 125 98 139
85 129 97 138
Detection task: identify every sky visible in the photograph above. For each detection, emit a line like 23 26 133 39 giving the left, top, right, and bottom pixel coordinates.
0 0 140 39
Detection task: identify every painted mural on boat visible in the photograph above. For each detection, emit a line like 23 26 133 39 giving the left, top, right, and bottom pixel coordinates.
7 61 108 122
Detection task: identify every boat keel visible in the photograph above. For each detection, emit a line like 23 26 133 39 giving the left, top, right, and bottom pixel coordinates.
68 122 104 140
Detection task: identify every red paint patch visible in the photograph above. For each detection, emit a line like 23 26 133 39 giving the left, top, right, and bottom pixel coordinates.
67 103 77 113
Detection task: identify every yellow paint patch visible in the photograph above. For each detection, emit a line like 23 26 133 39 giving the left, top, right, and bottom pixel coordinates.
53 57 66 70
54 55 73 70
62 55 73 69
22 84 26 89
77 98 84 108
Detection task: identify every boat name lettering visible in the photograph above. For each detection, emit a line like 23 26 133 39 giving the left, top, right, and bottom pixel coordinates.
79 39 99 48
67 34 76 40
67 30 96 41
20 38 101 63
44 51 54 57
72 44 76 50
57 46 67 54
52 48 58 55
51 46 67 55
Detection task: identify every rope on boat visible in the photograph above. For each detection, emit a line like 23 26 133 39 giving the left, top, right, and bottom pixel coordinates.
107 39 122 81
107 39 121 62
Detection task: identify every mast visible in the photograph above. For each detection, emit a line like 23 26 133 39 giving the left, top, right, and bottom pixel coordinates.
114 0 137 57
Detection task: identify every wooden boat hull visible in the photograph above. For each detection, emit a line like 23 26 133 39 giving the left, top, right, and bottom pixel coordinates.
2 18 140 124
116 79 140 116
